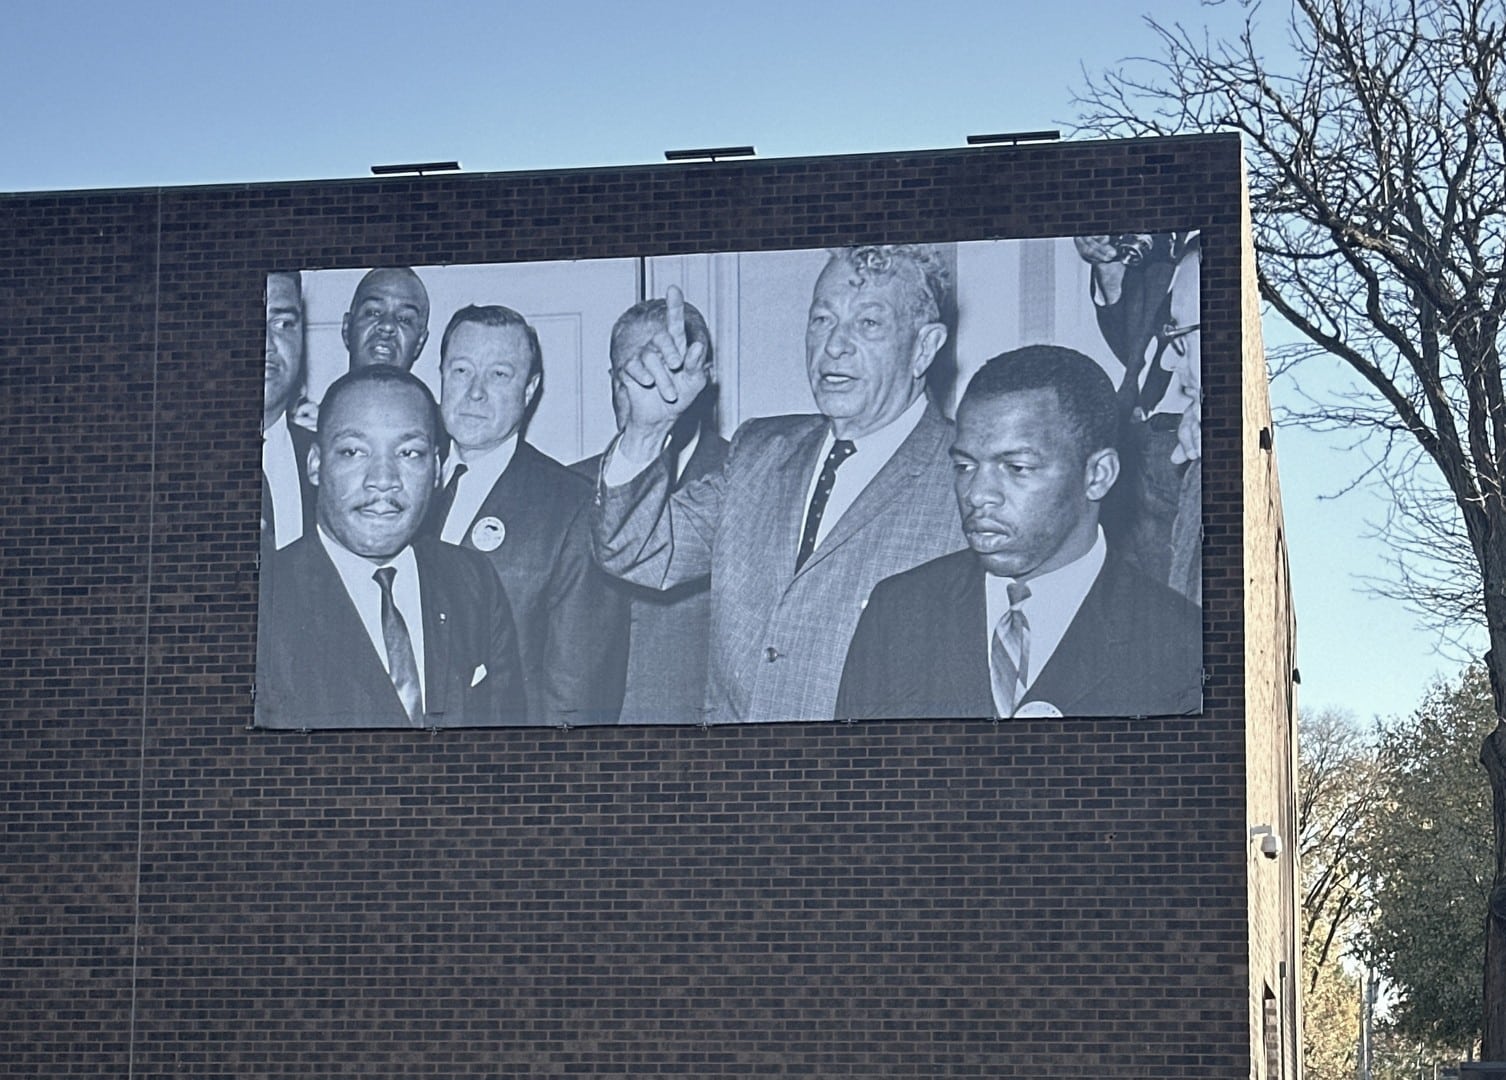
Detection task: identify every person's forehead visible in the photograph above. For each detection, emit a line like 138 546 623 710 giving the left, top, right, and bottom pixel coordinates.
325 382 431 434
353 271 426 309
451 319 528 349
812 261 907 307
957 388 1066 444
267 275 301 308
447 320 531 363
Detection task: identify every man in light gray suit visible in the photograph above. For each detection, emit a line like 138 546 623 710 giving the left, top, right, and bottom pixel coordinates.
592 245 966 723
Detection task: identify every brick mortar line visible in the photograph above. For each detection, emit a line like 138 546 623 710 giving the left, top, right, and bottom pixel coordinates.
126 188 163 1080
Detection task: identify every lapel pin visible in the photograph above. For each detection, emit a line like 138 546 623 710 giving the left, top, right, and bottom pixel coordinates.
471 517 505 552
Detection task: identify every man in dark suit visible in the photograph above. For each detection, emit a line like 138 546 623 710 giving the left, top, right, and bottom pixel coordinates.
836 345 1201 721
574 297 729 724
261 271 317 551
593 245 966 723
426 305 627 727
343 266 431 371
1074 233 1202 603
256 365 526 729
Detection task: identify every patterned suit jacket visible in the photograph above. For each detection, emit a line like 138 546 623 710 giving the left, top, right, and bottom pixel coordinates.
256 534 527 729
575 429 730 725
835 548 1202 720
427 441 628 727
592 402 965 723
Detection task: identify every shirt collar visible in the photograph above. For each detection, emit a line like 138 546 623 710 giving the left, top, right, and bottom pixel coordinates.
317 524 419 592
826 392 928 457
984 528 1108 688
445 433 519 490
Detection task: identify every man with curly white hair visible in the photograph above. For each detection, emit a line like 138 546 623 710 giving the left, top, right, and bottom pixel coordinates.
592 244 966 724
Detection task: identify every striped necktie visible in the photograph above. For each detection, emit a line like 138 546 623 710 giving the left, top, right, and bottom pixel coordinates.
990 581 1032 718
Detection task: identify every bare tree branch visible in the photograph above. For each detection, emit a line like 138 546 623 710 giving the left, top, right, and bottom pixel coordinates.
1075 0 1506 1053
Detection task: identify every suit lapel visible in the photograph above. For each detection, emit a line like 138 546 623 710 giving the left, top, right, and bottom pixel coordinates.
298 538 407 724
766 422 829 581
458 441 534 549
680 429 728 487
415 542 451 720
1023 562 1121 714
798 403 950 577
949 554 995 717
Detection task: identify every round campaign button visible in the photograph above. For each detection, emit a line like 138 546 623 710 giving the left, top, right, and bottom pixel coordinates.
1013 700 1064 719
471 516 506 552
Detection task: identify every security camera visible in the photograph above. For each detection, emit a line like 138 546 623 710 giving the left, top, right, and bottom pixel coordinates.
1250 825 1282 861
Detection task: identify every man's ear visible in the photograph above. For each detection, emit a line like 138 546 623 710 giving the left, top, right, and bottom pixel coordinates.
911 322 948 379
524 372 542 411
1084 447 1120 502
414 327 430 362
340 312 352 353
307 444 321 487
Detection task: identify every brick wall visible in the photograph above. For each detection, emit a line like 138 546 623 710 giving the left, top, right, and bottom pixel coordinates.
1239 161 1302 1080
0 136 1274 1078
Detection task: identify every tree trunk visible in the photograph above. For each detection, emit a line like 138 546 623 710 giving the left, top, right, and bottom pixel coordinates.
1481 720 1506 1059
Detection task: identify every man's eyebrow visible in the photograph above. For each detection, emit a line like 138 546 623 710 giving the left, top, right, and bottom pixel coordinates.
327 426 431 442
952 442 1040 459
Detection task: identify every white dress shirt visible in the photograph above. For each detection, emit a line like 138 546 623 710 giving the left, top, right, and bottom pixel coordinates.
317 527 428 704
668 428 701 488
439 435 519 544
984 528 1107 696
604 393 928 553
262 413 305 550
798 393 928 551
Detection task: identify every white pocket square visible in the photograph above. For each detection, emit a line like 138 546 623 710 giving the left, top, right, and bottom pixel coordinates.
470 665 487 688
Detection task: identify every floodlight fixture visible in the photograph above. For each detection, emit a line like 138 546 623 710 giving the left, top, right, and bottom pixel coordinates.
965 131 1061 147
664 146 757 163
370 161 462 176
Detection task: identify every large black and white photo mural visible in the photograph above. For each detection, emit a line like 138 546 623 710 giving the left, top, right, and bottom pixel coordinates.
255 234 1204 730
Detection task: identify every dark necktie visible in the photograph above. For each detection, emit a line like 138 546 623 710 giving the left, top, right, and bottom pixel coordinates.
373 566 423 725
990 581 1032 718
261 471 275 535
795 439 856 572
431 463 467 532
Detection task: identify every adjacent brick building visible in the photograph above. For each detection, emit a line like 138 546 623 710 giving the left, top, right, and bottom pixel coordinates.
0 134 1299 1078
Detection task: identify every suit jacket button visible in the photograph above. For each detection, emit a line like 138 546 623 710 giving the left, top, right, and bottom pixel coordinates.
765 647 779 662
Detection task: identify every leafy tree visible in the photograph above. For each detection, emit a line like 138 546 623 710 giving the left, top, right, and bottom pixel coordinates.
1366 666 1494 1054
1298 708 1374 1077
1303 930 1363 1079
1300 707 1378 983
1075 0 1506 1052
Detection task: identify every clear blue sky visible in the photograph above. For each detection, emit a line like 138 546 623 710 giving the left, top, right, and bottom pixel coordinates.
1 0 1466 722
